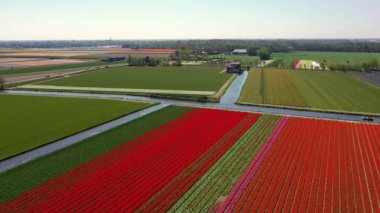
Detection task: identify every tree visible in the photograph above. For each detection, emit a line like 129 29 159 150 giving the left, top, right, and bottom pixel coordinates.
128 57 145 66
127 54 132 63
320 63 326 71
174 50 180 57
367 58 379 70
257 47 272 60
0 77 5 91
247 47 257 56
173 58 182 66
144 56 160 67
362 58 379 71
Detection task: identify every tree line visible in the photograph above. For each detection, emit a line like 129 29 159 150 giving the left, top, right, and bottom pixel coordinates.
1 39 380 53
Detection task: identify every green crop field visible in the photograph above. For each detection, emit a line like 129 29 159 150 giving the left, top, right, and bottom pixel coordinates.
271 51 380 67
0 61 119 76
30 66 230 94
0 94 151 160
0 106 189 201
239 69 380 114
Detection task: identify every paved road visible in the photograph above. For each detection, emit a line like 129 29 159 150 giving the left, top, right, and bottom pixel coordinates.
1 72 379 171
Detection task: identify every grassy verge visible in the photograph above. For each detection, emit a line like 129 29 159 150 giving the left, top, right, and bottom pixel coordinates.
0 106 190 201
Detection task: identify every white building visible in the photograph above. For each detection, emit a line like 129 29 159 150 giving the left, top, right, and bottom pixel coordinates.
311 61 322 70
232 49 248 55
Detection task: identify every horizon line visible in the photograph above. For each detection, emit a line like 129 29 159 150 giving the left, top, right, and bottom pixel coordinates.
1 38 380 42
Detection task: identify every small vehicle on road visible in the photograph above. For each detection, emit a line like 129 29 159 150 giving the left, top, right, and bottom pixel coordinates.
362 116 374 122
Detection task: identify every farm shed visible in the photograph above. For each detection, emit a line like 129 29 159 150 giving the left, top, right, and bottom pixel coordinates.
232 49 248 55
226 62 244 74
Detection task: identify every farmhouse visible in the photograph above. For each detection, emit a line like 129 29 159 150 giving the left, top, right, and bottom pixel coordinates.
226 62 244 74
294 59 322 70
232 49 248 55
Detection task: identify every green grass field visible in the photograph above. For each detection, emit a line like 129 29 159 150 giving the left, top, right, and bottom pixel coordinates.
0 106 189 201
34 66 230 92
0 94 151 160
239 69 380 114
271 51 380 67
209 54 259 64
0 61 119 76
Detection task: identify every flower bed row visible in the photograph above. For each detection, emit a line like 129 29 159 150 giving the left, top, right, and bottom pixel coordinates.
1 108 378 212
171 115 281 212
0 108 258 212
215 117 380 212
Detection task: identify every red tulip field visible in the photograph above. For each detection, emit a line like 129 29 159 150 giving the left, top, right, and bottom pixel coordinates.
0 107 378 212
216 117 379 212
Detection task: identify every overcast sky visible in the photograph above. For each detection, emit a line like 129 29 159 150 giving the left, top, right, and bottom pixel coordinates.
1 0 379 40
